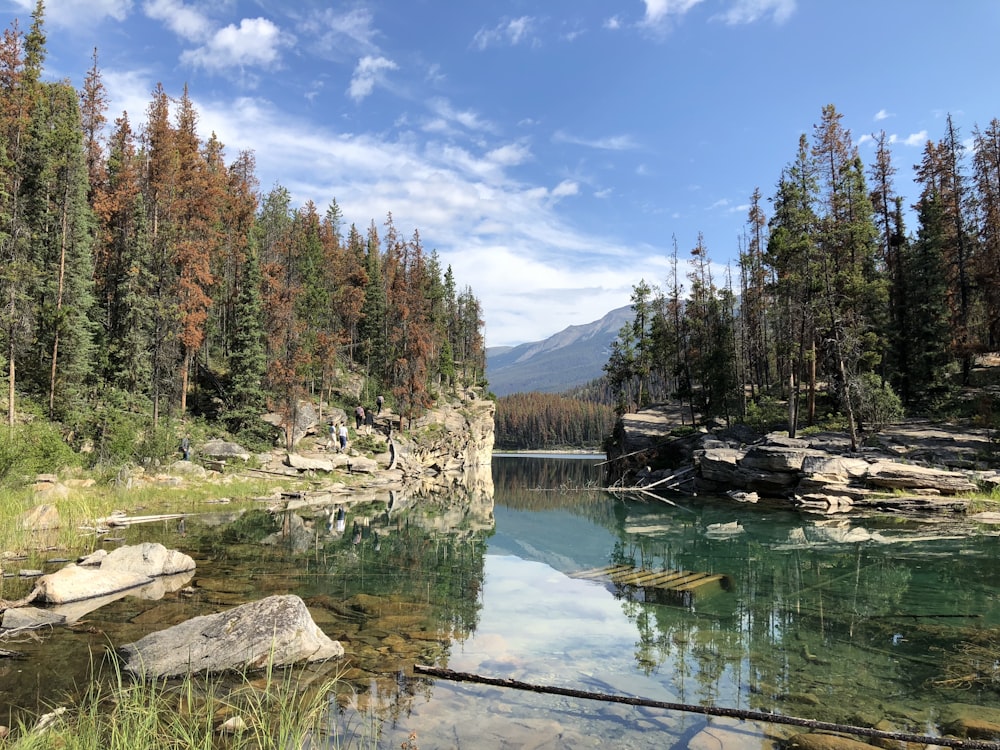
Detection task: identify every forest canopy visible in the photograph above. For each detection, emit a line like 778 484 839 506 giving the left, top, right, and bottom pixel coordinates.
603 103 1000 450
0 5 485 472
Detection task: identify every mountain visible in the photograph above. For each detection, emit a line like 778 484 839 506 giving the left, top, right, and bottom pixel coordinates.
486 306 633 396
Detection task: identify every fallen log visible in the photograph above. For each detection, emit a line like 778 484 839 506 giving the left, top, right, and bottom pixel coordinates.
412 665 1000 750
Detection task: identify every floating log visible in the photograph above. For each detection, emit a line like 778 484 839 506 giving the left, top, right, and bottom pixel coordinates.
412 665 999 750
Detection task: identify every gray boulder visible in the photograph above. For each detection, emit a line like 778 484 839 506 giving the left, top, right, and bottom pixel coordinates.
867 460 978 495
285 453 335 472
200 439 251 462
119 594 344 678
34 543 195 604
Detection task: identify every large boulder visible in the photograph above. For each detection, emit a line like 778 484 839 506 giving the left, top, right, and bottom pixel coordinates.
741 444 825 473
867 461 978 495
200 439 251 462
119 594 344 678
34 565 153 604
33 543 195 604
21 503 61 531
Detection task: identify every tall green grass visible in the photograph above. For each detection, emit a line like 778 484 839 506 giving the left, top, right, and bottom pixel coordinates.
8 658 382 750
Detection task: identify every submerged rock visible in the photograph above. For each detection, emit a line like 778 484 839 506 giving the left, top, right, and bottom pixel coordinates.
33 543 195 605
119 594 344 678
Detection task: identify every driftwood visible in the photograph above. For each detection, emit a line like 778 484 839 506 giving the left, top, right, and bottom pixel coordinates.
0 588 41 613
412 665 1000 750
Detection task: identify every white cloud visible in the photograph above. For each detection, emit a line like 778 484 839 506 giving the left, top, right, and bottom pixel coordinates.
553 131 638 151
717 0 796 25
348 55 398 101
427 98 496 133
11 0 132 26
642 0 705 26
604 16 623 30
301 7 379 61
486 143 532 167
551 180 580 199
143 0 211 41
875 108 892 121
472 16 536 50
888 130 929 147
181 18 287 71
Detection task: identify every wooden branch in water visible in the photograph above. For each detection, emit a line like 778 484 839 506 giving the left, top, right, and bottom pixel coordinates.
412 665 1000 750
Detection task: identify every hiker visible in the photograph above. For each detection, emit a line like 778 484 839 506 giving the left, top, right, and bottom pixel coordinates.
355 405 365 430
338 423 348 452
376 394 384 415
181 436 190 461
365 407 375 434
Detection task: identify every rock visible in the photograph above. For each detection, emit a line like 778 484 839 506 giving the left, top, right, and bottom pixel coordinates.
784 732 885 749
33 543 195 604
119 594 344 678
687 717 776 750
77 549 108 566
1 606 66 631
21 504 61 531
285 453 335 472
699 448 745 483
736 467 799 495
741 444 825 472
794 493 854 513
200 439 251 462
101 542 196 577
344 455 379 474
867 461 978 495
801 455 871 481
939 702 1000 740
34 565 154 604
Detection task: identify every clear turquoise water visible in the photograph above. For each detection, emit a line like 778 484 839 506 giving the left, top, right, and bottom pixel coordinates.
5 453 1000 749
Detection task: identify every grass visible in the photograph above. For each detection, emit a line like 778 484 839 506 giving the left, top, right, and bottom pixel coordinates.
0 472 314 573
6 657 384 750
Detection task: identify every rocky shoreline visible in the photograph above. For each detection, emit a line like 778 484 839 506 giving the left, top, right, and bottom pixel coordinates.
606 405 1000 515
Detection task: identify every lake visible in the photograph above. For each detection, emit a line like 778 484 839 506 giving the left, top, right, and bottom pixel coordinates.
3 453 1000 748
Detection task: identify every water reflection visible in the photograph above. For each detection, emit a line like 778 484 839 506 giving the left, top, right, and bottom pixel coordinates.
5 454 1000 748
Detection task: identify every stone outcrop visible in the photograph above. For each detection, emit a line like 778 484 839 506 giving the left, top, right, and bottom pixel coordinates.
118 594 344 678
607 405 997 513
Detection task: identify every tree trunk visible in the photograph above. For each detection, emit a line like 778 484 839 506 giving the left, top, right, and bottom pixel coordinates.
180 348 190 413
49 188 70 417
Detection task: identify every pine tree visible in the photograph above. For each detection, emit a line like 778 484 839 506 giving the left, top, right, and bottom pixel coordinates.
22 81 97 418
0 12 44 426
94 112 153 395
226 238 268 437
901 186 956 410
358 219 387 383
766 135 820 436
972 118 1000 349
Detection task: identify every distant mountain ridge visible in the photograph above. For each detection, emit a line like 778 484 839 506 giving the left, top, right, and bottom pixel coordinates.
486 306 633 396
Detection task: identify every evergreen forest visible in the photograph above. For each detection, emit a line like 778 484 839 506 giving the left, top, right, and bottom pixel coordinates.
493 392 615 450
0 6 485 483
602 103 1000 450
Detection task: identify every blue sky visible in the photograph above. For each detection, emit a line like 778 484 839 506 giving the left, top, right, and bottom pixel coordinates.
8 0 1000 347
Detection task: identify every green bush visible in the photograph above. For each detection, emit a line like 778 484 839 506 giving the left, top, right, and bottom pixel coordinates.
855 372 904 432
0 421 80 486
743 395 786 433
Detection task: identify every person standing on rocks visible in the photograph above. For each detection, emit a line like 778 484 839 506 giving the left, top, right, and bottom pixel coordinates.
338 423 348 452
376 394 384 415
355 405 365 430
365 407 375 435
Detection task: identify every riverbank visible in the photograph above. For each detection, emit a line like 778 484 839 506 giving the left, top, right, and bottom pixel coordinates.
605 406 1000 515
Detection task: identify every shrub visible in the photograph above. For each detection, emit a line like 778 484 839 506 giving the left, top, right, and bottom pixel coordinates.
0 421 80 487
855 372 904 432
